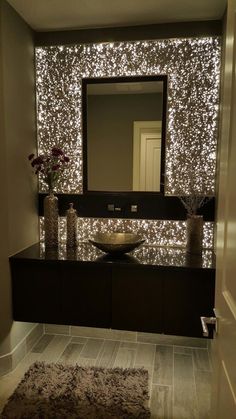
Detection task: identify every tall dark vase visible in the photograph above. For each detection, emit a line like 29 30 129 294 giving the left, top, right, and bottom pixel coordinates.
44 192 59 248
186 215 203 254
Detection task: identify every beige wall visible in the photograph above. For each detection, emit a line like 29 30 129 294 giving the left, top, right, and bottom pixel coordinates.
0 0 38 356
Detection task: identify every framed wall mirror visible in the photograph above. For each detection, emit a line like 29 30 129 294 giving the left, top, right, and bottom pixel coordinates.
82 75 168 194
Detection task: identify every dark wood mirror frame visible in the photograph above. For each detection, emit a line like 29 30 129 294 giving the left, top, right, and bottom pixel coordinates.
82 75 168 196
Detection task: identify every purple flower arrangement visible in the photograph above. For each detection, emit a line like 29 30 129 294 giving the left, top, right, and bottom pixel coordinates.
28 147 70 192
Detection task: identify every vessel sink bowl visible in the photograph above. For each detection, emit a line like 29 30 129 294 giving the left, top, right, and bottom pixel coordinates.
89 232 145 255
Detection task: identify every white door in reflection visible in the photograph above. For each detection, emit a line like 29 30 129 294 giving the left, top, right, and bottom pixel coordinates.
133 121 162 191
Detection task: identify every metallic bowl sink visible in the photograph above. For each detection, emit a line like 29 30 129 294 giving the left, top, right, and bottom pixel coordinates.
89 232 145 255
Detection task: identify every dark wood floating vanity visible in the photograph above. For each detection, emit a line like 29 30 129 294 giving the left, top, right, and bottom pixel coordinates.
10 243 215 338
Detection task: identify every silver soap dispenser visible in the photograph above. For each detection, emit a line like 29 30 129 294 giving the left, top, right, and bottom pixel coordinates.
66 203 77 248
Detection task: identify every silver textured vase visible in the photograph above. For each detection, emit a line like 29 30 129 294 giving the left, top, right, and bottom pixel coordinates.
44 193 59 248
66 203 77 248
186 215 203 254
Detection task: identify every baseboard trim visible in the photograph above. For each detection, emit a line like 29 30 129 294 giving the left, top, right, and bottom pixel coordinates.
43 324 208 349
0 324 44 377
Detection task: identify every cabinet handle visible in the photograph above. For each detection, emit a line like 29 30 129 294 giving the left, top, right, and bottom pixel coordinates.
200 316 217 337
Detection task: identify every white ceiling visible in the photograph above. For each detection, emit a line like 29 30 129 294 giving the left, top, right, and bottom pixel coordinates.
6 0 227 32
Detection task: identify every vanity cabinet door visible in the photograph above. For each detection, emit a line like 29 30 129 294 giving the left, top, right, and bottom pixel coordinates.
112 265 163 333
163 268 215 338
11 260 63 324
61 263 111 328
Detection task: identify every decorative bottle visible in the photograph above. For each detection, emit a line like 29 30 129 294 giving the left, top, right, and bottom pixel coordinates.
66 203 77 248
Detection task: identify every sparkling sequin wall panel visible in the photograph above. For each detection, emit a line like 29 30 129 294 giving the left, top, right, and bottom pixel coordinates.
36 38 220 248
40 217 214 249
35 38 221 195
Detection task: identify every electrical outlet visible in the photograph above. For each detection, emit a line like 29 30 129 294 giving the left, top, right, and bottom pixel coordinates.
107 204 115 211
131 205 138 212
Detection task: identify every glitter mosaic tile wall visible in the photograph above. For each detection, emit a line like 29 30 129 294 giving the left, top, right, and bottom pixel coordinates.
39 217 214 249
35 37 221 195
36 38 220 249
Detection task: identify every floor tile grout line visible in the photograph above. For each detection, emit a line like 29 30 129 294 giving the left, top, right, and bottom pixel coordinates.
71 335 138 344
71 336 89 345
112 340 123 367
207 346 213 372
31 334 57 356
37 334 54 362
147 342 207 349
59 338 86 364
76 336 138 344
172 343 175 414
112 345 137 368
38 334 72 363
43 329 207 349
191 348 200 417
67 339 87 365
77 337 106 363
44 332 71 338
30 331 46 353
192 348 213 373
174 345 195 352
113 344 125 368
113 340 121 368
148 343 156 405
58 335 73 361
55 335 73 363
95 339 106 364
95 339 106 367
132 341 138 367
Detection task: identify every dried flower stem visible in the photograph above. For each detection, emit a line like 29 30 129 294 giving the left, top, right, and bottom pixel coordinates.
179 195 213 217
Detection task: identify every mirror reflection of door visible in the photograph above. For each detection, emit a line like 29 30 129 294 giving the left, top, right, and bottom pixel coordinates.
133 121 162 192
85 76 166 192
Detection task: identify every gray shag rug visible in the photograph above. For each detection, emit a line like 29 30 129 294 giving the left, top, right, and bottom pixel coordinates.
1 361 150 419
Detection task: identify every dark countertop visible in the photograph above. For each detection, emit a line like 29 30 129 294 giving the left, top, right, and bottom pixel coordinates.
10 242 215 270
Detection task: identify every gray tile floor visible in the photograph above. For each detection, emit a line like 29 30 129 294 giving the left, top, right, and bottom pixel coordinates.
0 334 212 418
